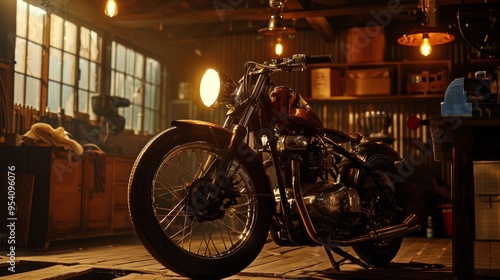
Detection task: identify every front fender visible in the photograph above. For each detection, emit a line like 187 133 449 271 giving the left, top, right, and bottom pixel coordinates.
171 119 272 190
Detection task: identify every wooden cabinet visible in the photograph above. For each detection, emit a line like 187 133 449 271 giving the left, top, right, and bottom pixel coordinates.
48 150 133 240
0 146 136 247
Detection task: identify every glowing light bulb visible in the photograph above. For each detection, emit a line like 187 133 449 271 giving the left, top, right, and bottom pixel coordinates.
105 0 118 18
420 35 432 56
275 41 283 56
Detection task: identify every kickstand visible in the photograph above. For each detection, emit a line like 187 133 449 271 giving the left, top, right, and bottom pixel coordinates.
323 245 369 271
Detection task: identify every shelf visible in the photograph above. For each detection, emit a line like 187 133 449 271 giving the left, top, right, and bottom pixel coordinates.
306 94 445 103
307 60 452 99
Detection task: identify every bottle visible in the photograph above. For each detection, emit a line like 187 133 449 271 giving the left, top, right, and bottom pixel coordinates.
426 215 434 238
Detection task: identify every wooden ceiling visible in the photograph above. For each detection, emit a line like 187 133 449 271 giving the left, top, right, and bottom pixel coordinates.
86 0 424 45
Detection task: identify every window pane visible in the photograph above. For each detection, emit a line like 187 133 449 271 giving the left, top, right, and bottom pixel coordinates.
62 85 74 117
111 42 116 69
25 76 41 109
116 43 125 72
90 62 97 92
146 59 160 83
78 89 88 114
64 21 77 53
14 73 25 104
47 81 60 112
143 108 151 134
14 38 26 73
49 47 62 82
16 0 27 38
151 85 160 109
27 42 42 78
90 30 100 61
144 84 152 108
134 78 142 103
135 53 144 78
62 53 76 85
132 104 142 133
80 26 90 59
89 94 97 120
28 5 45 45
50 14 63 48
126 49 134 75
125 75 133 100
79 58 89 90
114 72 125 97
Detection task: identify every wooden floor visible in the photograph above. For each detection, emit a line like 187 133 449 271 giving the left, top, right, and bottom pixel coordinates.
1 234 499 279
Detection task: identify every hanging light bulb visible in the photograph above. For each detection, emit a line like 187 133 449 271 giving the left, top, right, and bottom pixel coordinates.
275 38 283 56
420 33 432 56
397 0 454 56
104 0 118 18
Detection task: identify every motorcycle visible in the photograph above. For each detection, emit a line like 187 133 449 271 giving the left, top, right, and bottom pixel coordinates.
128 54 420 279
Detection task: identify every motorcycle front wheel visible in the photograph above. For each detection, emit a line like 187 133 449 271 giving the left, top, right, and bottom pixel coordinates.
128 126 273 279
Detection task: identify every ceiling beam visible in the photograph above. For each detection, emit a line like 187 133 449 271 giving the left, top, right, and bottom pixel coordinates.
112 3 402 28
305 17 335 42
286 0 335 42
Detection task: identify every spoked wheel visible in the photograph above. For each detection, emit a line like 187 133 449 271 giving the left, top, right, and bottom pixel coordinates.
458 0 500 58
345 155 405 267
128 127 272 279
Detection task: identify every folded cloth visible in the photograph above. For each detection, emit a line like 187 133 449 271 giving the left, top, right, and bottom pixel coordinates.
23 123 83 156
84 149 106 193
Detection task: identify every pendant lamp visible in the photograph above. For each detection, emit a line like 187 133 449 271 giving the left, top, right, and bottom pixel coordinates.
397 0 454 56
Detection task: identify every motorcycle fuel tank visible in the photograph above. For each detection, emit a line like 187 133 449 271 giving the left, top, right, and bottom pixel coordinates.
270 86 323 131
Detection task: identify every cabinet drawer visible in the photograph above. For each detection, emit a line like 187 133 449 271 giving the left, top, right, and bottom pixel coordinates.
113 158 134 184
114 184 128 206
113 208 133 231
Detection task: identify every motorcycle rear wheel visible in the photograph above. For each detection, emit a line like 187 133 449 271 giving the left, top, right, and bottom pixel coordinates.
128 127 273 279
343 154 405 267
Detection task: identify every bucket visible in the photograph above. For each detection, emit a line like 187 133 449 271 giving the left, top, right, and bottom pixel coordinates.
363 111 391 138
440 204 453 237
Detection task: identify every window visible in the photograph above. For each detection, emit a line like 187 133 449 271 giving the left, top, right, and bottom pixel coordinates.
14 0 160 134
14 0 46 110
47 14 78 117
110 42 160 135
78 27 102 120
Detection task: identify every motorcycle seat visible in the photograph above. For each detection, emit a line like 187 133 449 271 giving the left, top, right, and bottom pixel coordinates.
323 128 363 144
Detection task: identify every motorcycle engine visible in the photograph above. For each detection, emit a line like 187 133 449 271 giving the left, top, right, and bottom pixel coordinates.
274 179 361 240
303 180 361 227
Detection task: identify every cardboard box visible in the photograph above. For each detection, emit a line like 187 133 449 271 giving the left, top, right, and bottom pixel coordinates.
344 68 391 95
310 68 342 98
346 26 385 63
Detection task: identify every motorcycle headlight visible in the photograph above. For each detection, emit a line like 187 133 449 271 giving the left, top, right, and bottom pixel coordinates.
200 69 237 109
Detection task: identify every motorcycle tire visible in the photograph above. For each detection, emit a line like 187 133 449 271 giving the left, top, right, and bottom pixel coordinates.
342 154 404 267
128 126 273 279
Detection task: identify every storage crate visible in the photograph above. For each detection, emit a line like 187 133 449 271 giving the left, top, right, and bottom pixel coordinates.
344 68 391 96
474 161 500 240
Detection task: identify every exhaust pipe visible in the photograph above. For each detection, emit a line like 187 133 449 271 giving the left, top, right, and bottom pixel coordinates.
327 214 421 247
292 160 420 247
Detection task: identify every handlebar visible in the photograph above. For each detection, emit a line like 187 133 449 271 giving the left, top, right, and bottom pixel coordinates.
295 54 333 65
271 54 333 72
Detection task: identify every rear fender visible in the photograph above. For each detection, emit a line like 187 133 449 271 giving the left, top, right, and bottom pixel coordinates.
356 141 402 163
341 141 403 188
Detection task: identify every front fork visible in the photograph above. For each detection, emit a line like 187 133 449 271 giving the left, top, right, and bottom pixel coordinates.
211 71 270 185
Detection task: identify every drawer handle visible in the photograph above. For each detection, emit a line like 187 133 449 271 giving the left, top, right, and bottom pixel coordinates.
477 194 500 208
